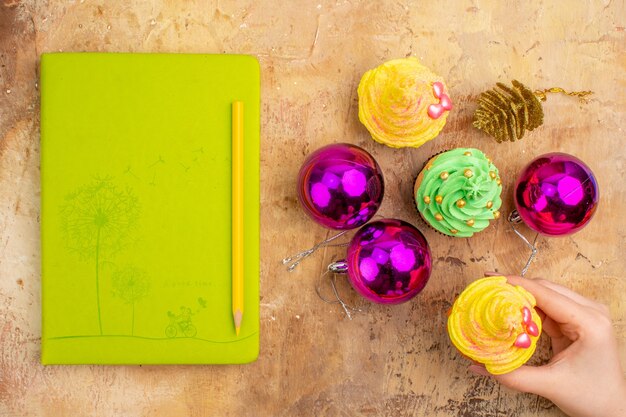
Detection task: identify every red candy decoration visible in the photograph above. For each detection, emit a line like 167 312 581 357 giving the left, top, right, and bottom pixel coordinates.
427 82 453 120
433 82 444 98
514 333 532 348
427 104 444 119
526 321 539 337
515 306 540 348
522 306 532 325
440 94 453 110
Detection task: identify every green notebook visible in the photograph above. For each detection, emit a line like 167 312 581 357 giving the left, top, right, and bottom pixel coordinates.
40 53 260 364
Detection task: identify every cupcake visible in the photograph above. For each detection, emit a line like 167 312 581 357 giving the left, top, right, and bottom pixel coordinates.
413 148 502 237
358 57 452 148
447 276 542 375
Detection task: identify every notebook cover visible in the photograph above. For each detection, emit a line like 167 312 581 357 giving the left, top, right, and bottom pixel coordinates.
40 53 260 364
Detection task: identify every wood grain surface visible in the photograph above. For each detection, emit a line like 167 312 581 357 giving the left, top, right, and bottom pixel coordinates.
1 1 624 416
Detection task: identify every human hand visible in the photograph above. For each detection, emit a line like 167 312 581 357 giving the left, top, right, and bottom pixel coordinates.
468 274 626 417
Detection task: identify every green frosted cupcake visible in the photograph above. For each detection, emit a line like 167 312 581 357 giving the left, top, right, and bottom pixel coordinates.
413 148 502 237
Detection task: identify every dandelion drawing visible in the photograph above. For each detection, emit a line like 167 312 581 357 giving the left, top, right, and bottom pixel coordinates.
111 265 150 335
60 177 139 335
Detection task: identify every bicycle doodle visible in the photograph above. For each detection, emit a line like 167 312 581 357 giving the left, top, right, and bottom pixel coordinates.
165 297 207 338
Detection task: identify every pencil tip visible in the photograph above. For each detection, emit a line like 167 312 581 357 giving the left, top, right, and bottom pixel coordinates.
233 309 243 335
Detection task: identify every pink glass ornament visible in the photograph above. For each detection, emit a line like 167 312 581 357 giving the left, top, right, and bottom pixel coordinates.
330 219 432 304
515 153 598 236
298 143 384 230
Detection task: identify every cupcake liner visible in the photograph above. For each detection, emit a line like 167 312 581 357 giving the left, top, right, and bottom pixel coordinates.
411 153 454 237
413 151 451 237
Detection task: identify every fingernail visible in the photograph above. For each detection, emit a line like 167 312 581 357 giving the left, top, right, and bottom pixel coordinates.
484 271 499 276
468 365 490 376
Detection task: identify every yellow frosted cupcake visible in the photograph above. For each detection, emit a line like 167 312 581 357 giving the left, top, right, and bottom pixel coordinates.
358 57 452 148
447 276 542 375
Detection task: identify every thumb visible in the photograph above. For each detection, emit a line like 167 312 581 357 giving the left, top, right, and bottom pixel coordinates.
470 364 554 396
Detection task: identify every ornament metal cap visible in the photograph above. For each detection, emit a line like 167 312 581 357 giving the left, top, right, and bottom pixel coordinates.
328 260 348 274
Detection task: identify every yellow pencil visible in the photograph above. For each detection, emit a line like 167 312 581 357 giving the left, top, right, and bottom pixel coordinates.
232 101 244 336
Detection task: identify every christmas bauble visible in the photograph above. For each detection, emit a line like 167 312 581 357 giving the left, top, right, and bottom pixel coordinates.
515 153 598 236
297 143 384 230
345 219 431 304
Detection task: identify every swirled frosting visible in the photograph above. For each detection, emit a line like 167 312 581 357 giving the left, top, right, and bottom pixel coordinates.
414 148 502 237
447 276 542 375
357 57 451 148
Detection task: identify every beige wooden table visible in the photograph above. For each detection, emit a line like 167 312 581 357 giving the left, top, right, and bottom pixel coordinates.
1 1 624 416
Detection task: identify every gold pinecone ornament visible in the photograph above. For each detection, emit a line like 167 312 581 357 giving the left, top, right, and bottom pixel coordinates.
473 80 544 143
473 80 593 143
